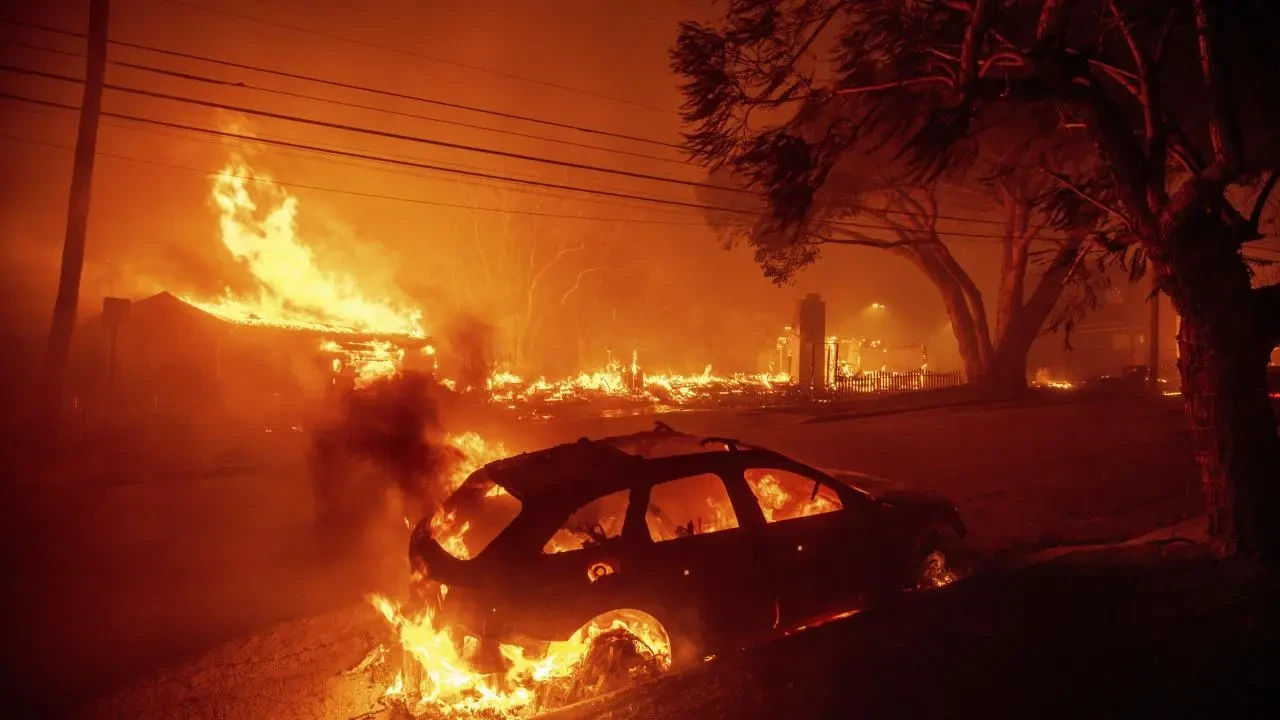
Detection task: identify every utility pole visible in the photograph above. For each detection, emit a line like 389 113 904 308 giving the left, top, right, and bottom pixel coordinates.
40 0 110 426
1148 273 1160 393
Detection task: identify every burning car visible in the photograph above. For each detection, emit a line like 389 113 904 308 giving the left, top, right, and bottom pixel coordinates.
403 422 968 691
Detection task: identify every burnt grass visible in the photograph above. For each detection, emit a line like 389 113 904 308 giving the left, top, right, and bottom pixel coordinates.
551 546 1280 720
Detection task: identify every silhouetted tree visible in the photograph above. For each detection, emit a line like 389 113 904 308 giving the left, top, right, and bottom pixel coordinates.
673 0 1280 558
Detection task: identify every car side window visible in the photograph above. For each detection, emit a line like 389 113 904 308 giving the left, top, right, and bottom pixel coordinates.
542 489 630 554
645 473 739 542
744 468 843 523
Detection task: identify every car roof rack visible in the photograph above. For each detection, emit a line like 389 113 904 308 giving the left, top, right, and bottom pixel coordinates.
699 436 741 451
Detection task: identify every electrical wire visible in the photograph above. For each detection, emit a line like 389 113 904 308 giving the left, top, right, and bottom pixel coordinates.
155 0 674 114
0 131 710 225
0 28 1029 227
0 36 692 167
0 16 685 149
2 89 1046 242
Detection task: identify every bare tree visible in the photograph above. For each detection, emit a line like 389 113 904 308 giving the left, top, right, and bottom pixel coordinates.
447 181 613 373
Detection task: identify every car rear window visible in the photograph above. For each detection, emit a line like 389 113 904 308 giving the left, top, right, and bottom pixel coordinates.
744 468 842 523
432 470 522 560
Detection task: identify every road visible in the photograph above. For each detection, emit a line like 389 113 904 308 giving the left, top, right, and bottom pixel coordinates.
1 394 1201 716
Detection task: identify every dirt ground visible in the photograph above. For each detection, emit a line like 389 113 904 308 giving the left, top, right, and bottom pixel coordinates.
1 394 1204 716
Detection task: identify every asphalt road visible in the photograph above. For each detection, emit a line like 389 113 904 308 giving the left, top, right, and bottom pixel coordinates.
1 394 1201 716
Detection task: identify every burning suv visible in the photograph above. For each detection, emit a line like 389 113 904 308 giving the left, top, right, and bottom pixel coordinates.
407 423 969 675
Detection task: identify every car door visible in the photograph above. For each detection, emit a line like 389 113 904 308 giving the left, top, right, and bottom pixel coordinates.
624 466 777 657
737 462 877 627
514 487 644 641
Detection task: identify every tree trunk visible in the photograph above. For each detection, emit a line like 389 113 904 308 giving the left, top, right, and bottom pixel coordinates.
1159 217 1280 561
897 247 988 383
977 344 1030 400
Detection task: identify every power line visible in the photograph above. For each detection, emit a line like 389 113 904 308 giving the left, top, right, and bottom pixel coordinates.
0 35 692 167
2 93 1039 245
2 128 1037 252
0 131 711 225
1 58 1026 228
0 33 1025 227
9 101 712 218
3 61 748 196
0 16 684 150
0 90 760 216
155 0 674 114
2 90 1046 243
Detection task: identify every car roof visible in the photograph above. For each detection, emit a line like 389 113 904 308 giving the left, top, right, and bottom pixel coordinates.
480 422 778 503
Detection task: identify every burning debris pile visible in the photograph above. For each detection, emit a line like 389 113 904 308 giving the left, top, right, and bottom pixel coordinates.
485 353 790 411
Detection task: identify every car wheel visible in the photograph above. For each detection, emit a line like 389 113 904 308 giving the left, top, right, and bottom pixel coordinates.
561 609 673 704
913 528 973 590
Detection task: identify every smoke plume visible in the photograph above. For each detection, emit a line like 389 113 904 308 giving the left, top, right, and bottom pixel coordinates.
309 372 459 553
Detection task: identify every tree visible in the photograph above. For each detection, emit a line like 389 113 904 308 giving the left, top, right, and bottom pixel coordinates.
673 0 1280 558
682 57 1099 395
441 180 613 375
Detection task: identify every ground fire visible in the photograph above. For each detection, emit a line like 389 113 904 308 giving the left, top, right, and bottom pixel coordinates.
170 156 952 408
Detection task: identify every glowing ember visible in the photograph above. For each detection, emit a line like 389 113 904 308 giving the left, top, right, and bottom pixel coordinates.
487 357 790 407
1032 368 1074 391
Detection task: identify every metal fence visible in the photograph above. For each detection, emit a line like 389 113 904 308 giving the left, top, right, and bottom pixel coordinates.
832 369 964 396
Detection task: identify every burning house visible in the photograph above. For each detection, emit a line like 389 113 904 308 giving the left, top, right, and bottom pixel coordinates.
69 291 432 433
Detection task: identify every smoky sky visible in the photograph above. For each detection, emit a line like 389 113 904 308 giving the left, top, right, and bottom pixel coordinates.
0 0 1012 375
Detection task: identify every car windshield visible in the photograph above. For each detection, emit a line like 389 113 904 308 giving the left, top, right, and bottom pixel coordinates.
430 470 522 560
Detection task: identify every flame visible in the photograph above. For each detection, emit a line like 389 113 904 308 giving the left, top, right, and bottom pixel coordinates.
486 357 790 407
748 473 840 523
371 595 670 717
423 432 512 561
182 158 426 383
1032 368 1074 391
186 159 423 336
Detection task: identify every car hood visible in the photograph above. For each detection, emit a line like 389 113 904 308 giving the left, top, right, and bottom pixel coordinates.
822 468 960 517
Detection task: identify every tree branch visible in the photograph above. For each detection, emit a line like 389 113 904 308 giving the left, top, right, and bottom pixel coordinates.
560 266 607 307
761 5 843 97
1042 169 1134 230
808 234 921 249
834 76 953 95
1248 169 1280 231
1018 234 1088 341
1087 59 1141 98
1109 0 1167 207
959 0 995 87
1192 0 1243 182
1036 0 1078 46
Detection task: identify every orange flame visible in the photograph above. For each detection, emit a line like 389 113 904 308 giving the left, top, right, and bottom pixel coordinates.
371 594 670 717
182 158 425 383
